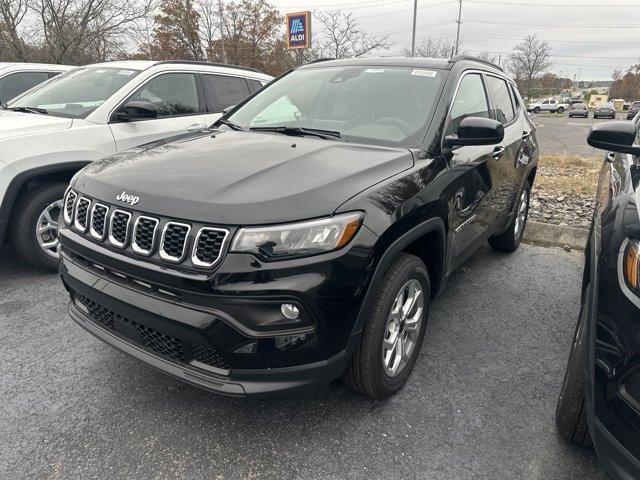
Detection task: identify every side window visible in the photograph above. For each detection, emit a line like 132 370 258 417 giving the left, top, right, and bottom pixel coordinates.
249 79 263 92
0 71 50 103
550 99 557 105
542 100 549 105
48 71 62 79
201 74 251 112
124 73 202 118
485 75 515 124
447 73 490 135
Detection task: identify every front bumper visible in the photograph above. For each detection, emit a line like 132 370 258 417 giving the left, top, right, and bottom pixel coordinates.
59 221 377 397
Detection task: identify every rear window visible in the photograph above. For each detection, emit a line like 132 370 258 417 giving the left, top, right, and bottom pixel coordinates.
201 74 251 112
572 103 586 108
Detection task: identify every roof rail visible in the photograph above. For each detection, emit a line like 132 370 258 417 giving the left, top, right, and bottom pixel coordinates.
154 60 265 74
306 58 336 65
447 55 504 72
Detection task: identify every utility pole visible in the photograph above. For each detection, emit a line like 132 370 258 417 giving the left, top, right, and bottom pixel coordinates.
410 0 418 57
454 0 462 55
218 0 227 63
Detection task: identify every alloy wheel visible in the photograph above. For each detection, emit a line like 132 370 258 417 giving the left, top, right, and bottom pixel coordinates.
514 189 529 239
382 279 424 377
36 199 63 259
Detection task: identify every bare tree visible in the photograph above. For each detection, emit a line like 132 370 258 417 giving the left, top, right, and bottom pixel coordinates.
401 37 457 58
0 0 30 60
196 0 227 61
507 34 552 99
314 10 392 59
31 0 154 64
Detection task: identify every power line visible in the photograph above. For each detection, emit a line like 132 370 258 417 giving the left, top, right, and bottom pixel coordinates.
359 0 456 19
466 19 640 28
458 33 640 45
465 49 638 60
467 0 640 6
278 0 409 10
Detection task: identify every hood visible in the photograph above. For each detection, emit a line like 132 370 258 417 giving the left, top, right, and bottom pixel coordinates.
0 110 72 140
74 130 414 225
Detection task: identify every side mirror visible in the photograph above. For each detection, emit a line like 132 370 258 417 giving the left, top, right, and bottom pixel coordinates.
587 121 640 155
444 117 504 148
114 100 158 121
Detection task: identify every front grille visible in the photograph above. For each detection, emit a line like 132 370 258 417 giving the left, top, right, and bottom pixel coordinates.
132 216 158 255
109 210 131 247
192 228 228 267
160 223 190 261
64 190 77 224
74 197 90 231
90 204 109 239
74 294 230 372
192 344 229 370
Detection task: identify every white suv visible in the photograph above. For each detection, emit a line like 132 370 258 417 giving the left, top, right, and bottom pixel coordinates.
0 60 272 269
526 97 569 114
0 63 74 105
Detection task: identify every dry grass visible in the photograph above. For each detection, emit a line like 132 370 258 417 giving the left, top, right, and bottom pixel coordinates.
534 153 601 196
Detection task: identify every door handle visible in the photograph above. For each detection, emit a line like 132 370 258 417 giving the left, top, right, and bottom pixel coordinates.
522 131 531 140
186 124 207 132
492 146 506 159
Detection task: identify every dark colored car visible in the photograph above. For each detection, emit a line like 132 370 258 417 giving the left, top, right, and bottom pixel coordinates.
58 56 539 398
594 102 617 119
569 102 589 118
627 101 640 120
556 117 640 478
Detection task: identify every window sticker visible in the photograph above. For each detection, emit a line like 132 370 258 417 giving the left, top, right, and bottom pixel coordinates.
364 68 386 74
411 69 437 77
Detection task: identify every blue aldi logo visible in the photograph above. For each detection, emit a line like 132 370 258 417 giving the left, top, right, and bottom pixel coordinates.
286 11 311 49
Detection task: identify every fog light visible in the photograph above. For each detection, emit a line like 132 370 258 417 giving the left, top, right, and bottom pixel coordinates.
281 303 300 320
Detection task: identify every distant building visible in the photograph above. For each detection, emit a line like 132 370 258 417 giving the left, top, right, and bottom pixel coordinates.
588 94 609 109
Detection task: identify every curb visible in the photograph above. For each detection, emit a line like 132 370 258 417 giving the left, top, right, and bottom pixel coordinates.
523 220 588 250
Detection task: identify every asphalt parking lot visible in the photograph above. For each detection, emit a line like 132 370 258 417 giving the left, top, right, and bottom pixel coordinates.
0 243 607 479
532 111 627 157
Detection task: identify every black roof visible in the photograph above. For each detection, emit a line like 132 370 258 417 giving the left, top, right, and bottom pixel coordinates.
301 55 504 74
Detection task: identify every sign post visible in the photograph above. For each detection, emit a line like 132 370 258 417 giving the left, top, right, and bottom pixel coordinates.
286 11 312 53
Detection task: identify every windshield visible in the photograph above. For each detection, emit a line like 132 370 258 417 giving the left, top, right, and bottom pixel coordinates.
227 65 445 146
7 67 140 119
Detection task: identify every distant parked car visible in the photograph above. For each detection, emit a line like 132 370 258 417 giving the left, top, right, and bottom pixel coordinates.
627 101 640 120
526 97 569 114
0 62 73 105
593 102 616 119
568 103 589 118
0 60 272 270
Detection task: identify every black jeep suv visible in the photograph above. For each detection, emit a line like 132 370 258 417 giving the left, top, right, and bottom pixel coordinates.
58 56 538 398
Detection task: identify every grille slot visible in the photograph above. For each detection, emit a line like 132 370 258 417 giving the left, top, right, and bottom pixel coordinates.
74 294 230 371
160 222 191 262
192 228 228 267
109 210 131 248
63 190 77 224
132 216 159 255
74 197 90 232
90 204 109 240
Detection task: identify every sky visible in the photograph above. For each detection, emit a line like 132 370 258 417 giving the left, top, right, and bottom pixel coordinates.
269 0 640 81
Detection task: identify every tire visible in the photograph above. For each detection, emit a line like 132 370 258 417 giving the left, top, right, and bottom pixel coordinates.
557 107 564 114
342 253 430 398
488 182 530 252
533 107 540 113
8 182 67 271
556 292 592 447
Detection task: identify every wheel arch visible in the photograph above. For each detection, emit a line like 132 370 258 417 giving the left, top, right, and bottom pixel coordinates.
0 161 90 244
352 216 447 337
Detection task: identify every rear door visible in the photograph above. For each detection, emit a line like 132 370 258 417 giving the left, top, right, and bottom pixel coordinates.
200 74 252 122
109 72 211 151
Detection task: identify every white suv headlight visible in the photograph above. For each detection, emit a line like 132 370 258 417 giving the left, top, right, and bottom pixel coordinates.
231 212 363 259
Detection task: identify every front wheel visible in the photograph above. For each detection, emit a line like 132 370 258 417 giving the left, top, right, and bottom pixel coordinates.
489 182 530 252
9 182 67 271
533 107 540 113
342 253 430 398
557 107 565 114
556 291 592 446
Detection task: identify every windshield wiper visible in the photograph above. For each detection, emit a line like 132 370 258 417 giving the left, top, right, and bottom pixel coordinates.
250 126 342 140
8 106 48 115
216 118 246 131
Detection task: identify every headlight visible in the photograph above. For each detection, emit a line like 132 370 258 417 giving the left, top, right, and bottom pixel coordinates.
231 212 363 259
623 240 639 291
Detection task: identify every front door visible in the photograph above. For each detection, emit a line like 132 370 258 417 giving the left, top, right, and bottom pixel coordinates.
109 72 213 151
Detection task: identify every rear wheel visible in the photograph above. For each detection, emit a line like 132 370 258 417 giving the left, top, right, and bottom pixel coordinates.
489 182 530 252
533 106 540 113
556 290 592 447
342 253 430 398
9 182 67 271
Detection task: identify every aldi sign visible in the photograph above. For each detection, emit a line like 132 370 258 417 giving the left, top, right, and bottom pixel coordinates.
286 11 311 49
